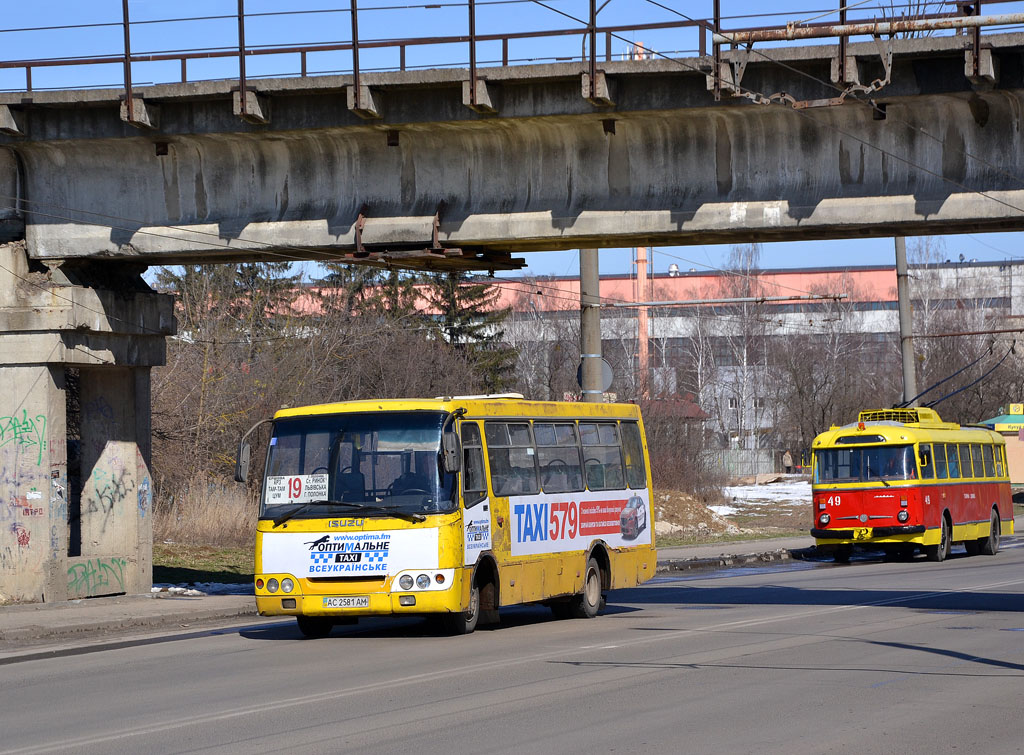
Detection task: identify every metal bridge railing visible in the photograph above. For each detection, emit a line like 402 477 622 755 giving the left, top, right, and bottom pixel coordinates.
1 1 1023 100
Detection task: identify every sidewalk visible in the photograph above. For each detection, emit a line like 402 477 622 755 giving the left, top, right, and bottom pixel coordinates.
0 532 873 654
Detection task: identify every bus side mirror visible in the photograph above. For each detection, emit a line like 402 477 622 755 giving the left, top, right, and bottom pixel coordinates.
235 440 251 483
442 431 462 474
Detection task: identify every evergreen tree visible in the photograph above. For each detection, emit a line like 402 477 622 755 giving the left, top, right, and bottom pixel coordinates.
317 263 419 318
423 272 517 391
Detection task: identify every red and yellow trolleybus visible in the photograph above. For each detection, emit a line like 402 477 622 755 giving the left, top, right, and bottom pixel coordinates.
810 408 1013 563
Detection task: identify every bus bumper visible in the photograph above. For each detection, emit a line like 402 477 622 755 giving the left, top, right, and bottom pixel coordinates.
811 526 925 540
257 589 460 617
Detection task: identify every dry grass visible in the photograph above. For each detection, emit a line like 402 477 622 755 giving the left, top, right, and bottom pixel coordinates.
153 475 257 547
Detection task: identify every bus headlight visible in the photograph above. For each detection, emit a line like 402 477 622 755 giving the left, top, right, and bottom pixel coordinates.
267 578 280 593
819 513 830 526
416 574 430 589
399 575 414 591
281 578 294 593
897 510 909 523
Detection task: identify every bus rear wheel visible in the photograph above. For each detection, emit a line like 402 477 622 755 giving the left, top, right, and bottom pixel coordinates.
296 616 334 639
980 509 1001 556
926 515 951 562
570 558 602 619
443 582 480 635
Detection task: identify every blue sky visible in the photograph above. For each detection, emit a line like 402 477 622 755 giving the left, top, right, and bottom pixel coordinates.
3 1 1024 278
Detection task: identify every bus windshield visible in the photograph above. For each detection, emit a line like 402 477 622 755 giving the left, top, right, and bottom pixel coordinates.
814 445 917 484
260 411 456 519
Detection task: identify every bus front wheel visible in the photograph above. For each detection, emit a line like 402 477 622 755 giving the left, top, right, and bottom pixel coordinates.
444 582 480 635
926 515 951 562
570 558 602 619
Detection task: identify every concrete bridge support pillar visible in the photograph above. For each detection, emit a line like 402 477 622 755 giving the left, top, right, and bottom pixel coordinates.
0 243 174 603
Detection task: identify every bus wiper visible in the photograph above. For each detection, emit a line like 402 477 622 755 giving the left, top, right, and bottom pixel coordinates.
272 502 319 527
272 500 426 527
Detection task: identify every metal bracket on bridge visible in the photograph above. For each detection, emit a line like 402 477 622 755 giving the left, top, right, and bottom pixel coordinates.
353 205 369 256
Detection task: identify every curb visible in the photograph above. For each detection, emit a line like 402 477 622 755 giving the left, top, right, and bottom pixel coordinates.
0 600 257 644
656 548 800 574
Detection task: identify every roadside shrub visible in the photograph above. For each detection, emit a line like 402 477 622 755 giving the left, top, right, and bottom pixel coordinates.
153 474 256 548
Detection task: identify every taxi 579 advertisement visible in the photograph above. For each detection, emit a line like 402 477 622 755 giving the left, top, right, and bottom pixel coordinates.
509 490 651 556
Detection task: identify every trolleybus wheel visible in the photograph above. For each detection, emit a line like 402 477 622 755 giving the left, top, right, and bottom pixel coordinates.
444 582 480 635
296 616 334 639
570 558 602 618
926 514 951 562
833 546 852 564
980 509 1001 556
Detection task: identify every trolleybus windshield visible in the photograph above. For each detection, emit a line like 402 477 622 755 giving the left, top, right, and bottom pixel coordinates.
260 412 456 520
814 445 917 484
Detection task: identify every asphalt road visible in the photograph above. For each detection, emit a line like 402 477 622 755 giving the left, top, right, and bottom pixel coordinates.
3 542 1024 755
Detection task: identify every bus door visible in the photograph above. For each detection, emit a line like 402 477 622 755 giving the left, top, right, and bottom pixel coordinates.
460 420 492 567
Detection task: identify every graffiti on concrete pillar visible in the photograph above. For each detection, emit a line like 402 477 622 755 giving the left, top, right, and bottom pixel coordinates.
0 410 47 466
67 557 126 595
137 477 151 518
89 468 132 514
10 523 30 548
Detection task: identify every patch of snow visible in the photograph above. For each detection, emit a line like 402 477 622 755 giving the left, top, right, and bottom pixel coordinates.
722 480 811 508
153 583 252 596
708 504 739 517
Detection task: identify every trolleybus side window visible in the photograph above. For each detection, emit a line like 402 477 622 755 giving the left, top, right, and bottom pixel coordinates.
534 422 584 493
620 421 648 489
580 422 626 491
958 443 973 478
946 444 961 478
485 421 539 496
983 444 996 478
933 443 948 479
969 444 983 478
995 445 1005 477
461 421 486 507
919 444 936 480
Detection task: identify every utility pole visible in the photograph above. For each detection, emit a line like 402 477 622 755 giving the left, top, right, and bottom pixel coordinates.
580 248 603 403
895 236 918 406
635 246 650 399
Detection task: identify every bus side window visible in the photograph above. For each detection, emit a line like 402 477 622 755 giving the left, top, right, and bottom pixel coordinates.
580 422 626 491
959 443 974 478
461 421 486 507
978 442 995 477
933 443 948 479
970 444 983 478
995 445 1005 477
946 444 961 478
919 444 935 480
620 421 647 489
485 421 539 497
535 422 584 493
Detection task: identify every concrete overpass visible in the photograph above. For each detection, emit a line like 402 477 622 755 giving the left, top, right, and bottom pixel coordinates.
4 24 1024 602
3 34 1024 269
